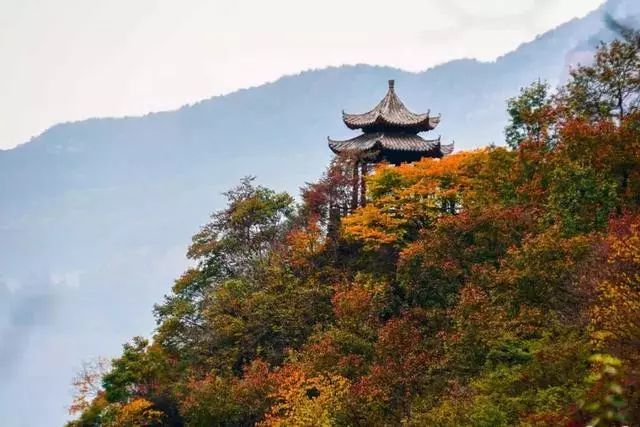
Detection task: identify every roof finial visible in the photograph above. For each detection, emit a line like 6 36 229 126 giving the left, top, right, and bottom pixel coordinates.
388 79 395 90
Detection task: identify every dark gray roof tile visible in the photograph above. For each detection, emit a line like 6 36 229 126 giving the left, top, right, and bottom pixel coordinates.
342 80 440 131
328 132 452 157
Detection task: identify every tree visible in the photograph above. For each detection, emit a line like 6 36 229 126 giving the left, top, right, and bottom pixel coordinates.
343 152 476 248
580 354 628 427
69 357 111 416
102 398 165 427
187 176 294 277
154 177 294 360
260 365 352 427
505 80 556 149
564 39 640 120
301 154 362 241
68 36 640 427
545 160 618 235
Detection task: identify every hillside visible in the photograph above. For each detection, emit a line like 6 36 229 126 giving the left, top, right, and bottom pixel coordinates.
68 33 640 426
0 0 638 425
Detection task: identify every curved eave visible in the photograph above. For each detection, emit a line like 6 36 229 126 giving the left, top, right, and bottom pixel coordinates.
328 133 445 153
440 141 454 156
342 112 440 132
327 133 380 154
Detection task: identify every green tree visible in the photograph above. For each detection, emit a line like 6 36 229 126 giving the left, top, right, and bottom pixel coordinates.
505 80 555 149
564 39 640 120
545 161 618 235
188 176 294 277
154 177 294 360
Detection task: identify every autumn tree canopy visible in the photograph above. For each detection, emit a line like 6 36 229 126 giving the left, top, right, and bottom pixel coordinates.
68 36 640 427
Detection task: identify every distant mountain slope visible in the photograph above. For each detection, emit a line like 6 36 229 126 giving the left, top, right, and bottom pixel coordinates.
0 1 637 425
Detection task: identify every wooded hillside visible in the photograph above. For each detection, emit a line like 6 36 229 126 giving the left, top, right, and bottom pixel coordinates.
68 35 640 427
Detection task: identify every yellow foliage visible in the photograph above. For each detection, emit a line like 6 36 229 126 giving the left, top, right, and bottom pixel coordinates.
284 222 324 270
103 398 164 427
260 366 350 427
344 150 491 248
342 204 404 247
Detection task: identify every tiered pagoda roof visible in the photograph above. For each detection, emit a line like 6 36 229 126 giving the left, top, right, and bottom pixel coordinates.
328 133 452 164
342 80 440 132
328 80 453 164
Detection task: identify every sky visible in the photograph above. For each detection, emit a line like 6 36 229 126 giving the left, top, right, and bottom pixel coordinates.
0 0 606 150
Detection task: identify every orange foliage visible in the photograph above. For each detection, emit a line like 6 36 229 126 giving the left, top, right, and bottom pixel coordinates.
344 151 487 248
590 214 640 366
260 364 351 426
283 220 324 271
342 204 404 247
354 314 433 420
331 283 382 330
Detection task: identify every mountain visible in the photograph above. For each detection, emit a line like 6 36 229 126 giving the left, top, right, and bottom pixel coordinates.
0 1 637 425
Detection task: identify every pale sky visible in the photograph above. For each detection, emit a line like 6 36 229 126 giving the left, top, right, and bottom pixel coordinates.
0 0 605 150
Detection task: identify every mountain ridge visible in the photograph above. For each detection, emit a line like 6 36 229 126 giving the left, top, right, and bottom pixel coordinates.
0 3 610 153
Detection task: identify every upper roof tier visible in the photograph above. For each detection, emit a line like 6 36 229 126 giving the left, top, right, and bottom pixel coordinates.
342 80 440 132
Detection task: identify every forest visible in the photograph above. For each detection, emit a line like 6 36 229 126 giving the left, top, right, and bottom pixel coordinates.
67 34 640 426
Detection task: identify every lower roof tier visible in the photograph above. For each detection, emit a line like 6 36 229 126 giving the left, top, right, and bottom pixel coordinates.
328 132 453 164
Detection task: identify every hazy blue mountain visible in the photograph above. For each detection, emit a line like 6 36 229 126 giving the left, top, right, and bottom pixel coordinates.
0 1 637 425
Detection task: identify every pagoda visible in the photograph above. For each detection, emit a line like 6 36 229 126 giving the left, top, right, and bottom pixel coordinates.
328 79 453 165
328 79 453 208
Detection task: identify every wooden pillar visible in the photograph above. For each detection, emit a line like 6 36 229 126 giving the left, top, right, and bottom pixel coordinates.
360 162 368 207
351 159 360 211
327 200 339 242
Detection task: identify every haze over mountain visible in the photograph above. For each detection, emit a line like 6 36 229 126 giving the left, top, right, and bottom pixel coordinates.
0 0 608 150
1 0 638 425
